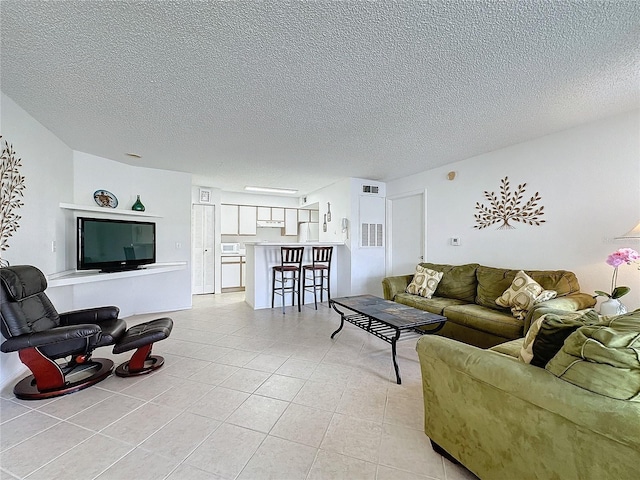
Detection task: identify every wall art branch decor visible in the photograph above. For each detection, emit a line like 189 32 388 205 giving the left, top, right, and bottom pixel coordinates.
0 136 26 266
473 176 545 230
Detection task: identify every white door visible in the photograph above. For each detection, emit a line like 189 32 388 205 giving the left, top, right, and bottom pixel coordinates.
192 204 215 294
387 192 426 276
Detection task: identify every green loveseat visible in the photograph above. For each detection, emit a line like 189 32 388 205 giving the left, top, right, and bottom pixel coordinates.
415 311 640 480
382 263 596 348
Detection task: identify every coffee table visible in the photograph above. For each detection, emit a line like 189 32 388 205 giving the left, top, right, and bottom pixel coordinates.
329 295 447 384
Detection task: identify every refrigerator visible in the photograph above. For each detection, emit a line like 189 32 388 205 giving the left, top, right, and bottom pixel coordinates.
298 222 319 242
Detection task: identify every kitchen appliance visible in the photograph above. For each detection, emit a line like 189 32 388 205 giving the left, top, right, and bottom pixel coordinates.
298 222 319 243
221 242 241 254
256 220 285 228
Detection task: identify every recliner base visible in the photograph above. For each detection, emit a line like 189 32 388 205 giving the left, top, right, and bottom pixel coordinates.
13 358 114 400
115 355 165 377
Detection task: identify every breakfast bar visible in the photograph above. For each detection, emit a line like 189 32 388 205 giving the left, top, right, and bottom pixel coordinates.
244 242 345 310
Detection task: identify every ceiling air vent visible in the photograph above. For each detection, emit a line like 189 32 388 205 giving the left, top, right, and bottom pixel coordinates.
362 185 379 194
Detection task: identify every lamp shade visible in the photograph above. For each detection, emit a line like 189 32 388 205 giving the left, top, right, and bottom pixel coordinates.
615 221 640 239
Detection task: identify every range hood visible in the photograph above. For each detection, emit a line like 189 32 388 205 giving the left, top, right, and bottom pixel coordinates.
257 220 285 228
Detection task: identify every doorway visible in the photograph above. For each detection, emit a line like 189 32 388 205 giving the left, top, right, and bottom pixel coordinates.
386 191 426 276
192 204 215 294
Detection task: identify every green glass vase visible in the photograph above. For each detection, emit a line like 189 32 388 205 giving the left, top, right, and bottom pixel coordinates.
131 195 145 212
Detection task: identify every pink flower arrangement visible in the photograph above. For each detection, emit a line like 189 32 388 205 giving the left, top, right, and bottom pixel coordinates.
595 248 640 299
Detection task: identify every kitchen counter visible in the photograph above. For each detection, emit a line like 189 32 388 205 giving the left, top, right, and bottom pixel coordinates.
244 242 346 310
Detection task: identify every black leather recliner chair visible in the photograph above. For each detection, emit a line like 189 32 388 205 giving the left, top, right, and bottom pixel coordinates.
0 265 171 400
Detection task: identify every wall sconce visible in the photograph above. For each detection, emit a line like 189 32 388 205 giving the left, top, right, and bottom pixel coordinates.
615 221 640 239
327 202 332 222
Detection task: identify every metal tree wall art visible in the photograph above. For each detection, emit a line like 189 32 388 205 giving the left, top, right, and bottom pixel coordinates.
474 176 545 230
0 136 26 266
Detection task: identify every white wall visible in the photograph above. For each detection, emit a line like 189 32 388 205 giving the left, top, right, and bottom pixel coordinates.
304 177 387 296
0 93 193 388
1 93 74 385
387 110 640 311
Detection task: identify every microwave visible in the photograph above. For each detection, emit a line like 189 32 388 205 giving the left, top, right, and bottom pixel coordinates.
221 242 240 254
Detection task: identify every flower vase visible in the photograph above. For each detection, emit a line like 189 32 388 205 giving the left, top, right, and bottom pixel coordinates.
599 298 627 316
131 195 145 212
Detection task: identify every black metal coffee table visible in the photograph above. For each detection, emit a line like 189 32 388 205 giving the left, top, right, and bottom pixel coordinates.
330 295 447 384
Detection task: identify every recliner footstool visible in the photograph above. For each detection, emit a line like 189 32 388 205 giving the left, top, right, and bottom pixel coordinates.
113 317 173 377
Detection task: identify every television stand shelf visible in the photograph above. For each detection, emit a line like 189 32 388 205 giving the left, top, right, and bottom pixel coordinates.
59 203 161 218
47 262 187 288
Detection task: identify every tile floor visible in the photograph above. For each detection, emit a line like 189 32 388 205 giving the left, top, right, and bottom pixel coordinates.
0 293 478 480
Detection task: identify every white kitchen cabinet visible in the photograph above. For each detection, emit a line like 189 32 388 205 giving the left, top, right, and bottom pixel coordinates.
257 207 271 221
271 208 285 221
221 204 239 235
310 210 320 222
298 209 310 222
284 208 298 236
221 255 245 291
239 206 257 235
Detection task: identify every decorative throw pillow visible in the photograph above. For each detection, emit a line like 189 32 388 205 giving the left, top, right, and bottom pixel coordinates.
534 289 558 304
495 271 543 320
519 314 547 364
405 265 443 299
528 309 600 367
546 312 640 401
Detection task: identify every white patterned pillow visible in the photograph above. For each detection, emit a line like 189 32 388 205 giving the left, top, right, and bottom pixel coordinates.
405 265 443 299
495 270 543 320
519 314 546 363
534 289 558 304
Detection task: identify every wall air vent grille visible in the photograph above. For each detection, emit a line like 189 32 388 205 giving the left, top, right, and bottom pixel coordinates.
362 185 379 194
361 223 384 247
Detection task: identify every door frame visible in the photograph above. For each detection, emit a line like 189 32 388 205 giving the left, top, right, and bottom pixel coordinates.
385 189 428 276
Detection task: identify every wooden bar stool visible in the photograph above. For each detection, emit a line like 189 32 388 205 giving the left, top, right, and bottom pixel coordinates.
302 246 333 309
271 246 304 313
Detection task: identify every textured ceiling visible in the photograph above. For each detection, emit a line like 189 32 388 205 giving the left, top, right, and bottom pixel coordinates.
1 1 639 195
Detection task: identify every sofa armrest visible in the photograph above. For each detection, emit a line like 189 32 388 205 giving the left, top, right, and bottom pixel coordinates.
415 335 640 479
381 275 413 300
523 293 597 332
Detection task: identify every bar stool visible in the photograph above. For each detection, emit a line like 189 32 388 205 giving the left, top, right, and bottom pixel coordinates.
272 246 304 313
302 246 333 309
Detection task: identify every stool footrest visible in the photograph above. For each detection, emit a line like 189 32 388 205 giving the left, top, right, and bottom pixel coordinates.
113 318 173 377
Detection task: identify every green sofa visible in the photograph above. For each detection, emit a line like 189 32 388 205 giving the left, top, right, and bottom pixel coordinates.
382 263 596 348
415 312 640 480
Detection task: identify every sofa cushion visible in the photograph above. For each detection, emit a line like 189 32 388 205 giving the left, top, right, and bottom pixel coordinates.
405 265 443 298
528 309 601 367
546 312 640 401
444 304 523 340
476 266 582 311
490 338 523 358
393 293 467 315
420 263 479 303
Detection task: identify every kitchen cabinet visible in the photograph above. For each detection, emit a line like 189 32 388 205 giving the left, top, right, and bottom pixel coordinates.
221 204 239 235
239 206 257 235
271 208 285 221
221 255 245 291
257 207 271 221
310 210 320 222
298 209 310 222
284 208 298 236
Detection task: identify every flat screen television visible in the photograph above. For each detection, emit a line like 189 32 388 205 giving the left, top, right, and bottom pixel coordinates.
77 217 156 272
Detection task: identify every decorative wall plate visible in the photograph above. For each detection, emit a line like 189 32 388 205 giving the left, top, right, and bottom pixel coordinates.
94 189 118 208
